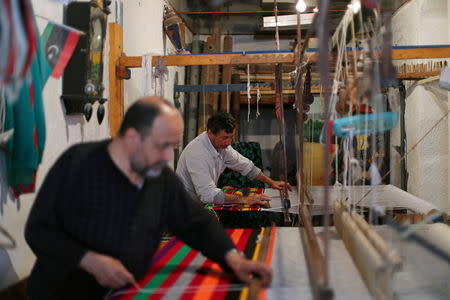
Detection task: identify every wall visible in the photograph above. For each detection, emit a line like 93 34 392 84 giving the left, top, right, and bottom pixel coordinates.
0 0 183 291
122 0 186 148
392 0 449 210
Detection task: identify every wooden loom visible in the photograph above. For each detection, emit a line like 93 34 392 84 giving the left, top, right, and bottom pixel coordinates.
108 13 450 298
333 200 402 300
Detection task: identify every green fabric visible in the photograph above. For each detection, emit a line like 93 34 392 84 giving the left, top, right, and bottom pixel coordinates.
5 21 50 186
217 142 265 189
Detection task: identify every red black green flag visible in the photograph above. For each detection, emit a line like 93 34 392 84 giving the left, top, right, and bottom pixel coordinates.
41 21 80 79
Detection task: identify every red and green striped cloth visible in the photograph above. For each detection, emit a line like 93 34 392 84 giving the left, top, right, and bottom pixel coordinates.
204 188 264 212
110 228 276 300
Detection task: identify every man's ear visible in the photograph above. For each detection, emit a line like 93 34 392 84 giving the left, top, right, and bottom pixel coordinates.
123 127 140 151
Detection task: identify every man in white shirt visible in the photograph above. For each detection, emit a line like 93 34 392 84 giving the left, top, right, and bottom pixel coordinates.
176 112 291 206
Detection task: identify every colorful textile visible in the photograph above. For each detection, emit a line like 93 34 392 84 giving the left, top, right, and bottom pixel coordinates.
204 187 275 229
204 187 264 212
41 21 80 79
110 228 276 300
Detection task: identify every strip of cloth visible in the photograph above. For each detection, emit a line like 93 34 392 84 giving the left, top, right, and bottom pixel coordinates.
112 228 276 300
204 187 264 212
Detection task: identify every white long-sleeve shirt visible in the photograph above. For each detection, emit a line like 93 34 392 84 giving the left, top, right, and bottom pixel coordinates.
176 132 261 204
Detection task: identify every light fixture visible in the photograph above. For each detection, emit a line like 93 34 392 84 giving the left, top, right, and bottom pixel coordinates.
348 0 361 13
296 0 306 13
313 7 318 13
263 13 315 28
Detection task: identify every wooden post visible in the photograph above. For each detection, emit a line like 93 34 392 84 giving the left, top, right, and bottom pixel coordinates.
220 35 233 112
212 27 221 112
231 74 241 142
198 37 216 134
108 23 124 138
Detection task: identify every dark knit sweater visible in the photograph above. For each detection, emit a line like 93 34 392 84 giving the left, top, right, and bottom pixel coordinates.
25 140 235 300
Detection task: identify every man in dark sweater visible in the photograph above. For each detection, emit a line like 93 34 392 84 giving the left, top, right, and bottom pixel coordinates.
25 96 272 299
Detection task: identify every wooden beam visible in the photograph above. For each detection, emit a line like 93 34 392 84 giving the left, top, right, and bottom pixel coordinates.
241 89 296 95
108 23 124 138
392 46 450 60
118 46 449 70
305 46 450 62
397 71 440 80
119 52 295 67
298 204 332 299
240 95 295 105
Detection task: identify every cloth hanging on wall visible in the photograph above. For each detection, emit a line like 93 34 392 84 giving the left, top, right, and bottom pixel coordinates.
142 54 153 96
3 1 51 198
3 0 35 104
153 58 168 98
0 1 10 87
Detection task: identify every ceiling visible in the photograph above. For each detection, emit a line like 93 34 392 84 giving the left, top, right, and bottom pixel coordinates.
170 0 409 40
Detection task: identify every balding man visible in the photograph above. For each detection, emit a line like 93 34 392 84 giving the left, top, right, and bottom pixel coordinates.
25 97 272 300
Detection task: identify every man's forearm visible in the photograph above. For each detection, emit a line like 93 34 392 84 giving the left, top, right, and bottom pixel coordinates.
254 171 274 186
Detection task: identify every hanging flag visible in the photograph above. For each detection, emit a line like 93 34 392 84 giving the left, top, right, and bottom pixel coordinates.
41 21 80 79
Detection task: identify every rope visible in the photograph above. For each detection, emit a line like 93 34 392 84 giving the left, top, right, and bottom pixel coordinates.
247 64 251 122
274 0 280 51
256 83 261 119
0 88 5 132
153 58 169 98
226 84 230 113
202 85 206 131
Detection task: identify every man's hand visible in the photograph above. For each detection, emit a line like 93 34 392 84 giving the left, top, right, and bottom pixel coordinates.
244 194 271 208
254 172 292 193
79 251 136 289
225 250 272 286
270 180 293 192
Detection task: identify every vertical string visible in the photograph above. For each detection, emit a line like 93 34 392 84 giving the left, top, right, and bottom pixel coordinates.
274 0 280 51
202 85 206 131
0 88 5 132
255 72 260 119
334 135 339 185
247 64 251 122
256 83 261 119
226 84 230 113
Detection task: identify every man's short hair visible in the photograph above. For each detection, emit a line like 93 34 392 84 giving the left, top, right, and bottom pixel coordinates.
207 112 236 134
118 97 172 138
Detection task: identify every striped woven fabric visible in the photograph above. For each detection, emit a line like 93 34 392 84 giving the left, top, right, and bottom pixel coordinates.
204 188 264 212
110 228 276 300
